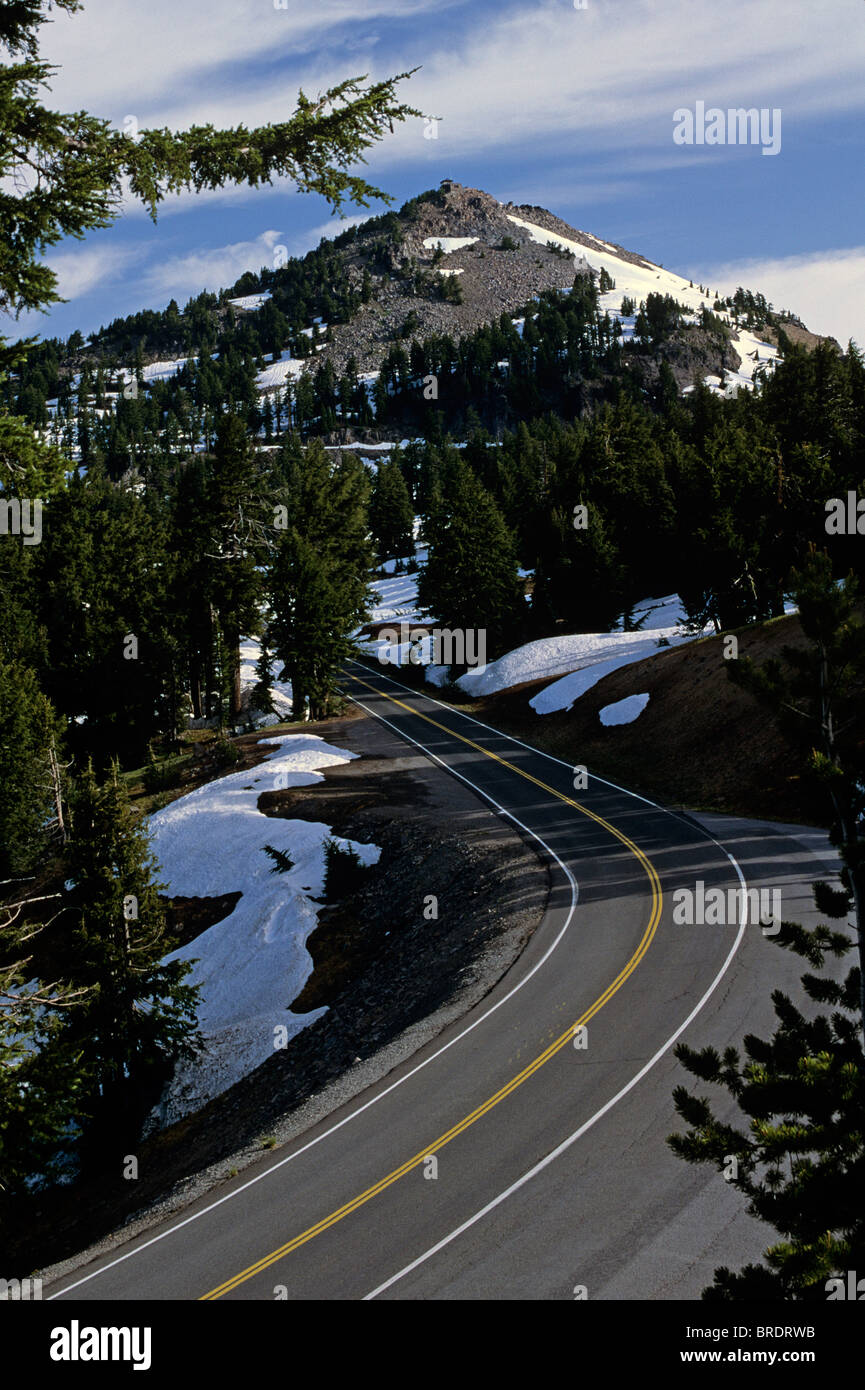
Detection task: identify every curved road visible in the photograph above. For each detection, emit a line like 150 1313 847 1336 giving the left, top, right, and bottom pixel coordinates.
48 661 833 1301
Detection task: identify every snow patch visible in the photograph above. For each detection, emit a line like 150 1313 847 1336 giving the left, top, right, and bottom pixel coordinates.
256 352 306 391
459 624 692 701
599 693 650 726
147 735 380 1124
423 236 478 254
229 293 272 311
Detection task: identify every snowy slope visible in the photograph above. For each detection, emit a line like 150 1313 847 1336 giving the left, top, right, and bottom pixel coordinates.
366 541 430 625
256 351 306 392
148 734 380 1125
238 636 293 724
229 293 272 311
422 236 479 254
115 358 193 389
506 212 779 395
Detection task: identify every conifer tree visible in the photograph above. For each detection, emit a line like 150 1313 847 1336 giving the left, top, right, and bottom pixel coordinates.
0 653 63 875
669 916 864 1300
369 457 415 561
531 504 623 634
418 454 523 656
0 3 422 336
270 440 372 719
63 762 200 1139
251 630 277 716
204 415 267 720
0 973 88 1200
728 552 865 1034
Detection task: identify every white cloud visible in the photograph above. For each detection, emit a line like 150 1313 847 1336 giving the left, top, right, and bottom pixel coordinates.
692 247 865 349
45 244 141 300
137 215 372 304
378 0 865 163
38 0 865 170
295 212 373 248
39 0 448 116
141 230 284 301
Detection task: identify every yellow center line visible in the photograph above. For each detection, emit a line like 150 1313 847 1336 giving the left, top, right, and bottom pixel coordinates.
199 670 663 1300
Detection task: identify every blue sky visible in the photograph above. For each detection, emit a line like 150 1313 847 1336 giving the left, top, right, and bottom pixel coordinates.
13 0 865 347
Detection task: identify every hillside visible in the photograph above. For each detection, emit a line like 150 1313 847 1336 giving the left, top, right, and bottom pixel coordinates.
468 612 830 825
5 180 840 465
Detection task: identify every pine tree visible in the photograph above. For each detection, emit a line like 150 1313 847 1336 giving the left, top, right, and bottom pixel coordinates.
669 916 864 1300
0 972 88 1200
728 551 865 1036
669 551 865 1298
418 454 523 656
0 5 422 341
63 762 200 1144
203 415 268 719
369 458 415 561
269 440 372 719
35 476 185 763
251 630 277 715
0 654 63 875
531 504 624 634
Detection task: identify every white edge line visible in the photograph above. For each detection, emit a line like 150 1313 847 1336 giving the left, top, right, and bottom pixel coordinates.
364 850 749 1300
49 698 579 1298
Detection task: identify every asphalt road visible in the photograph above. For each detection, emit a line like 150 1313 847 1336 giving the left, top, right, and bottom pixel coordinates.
48 662 840 1301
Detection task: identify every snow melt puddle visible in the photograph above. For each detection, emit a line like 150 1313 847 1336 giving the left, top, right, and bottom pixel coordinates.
146 734 380 1127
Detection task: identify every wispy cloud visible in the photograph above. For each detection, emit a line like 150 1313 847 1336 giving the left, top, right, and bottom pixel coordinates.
41 0 865 169
45 244 141 301
32 214 376 316
140 230 284 300
40 0 450 116
376 0 865 164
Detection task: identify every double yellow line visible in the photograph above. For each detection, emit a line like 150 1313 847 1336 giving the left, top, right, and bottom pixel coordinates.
200 672 662 1299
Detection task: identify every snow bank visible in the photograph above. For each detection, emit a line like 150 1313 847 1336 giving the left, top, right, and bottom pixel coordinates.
368 569 426 624
599 693 650 726
115 358 193 389
423 236 478 254
256 352 306 391
613 594 690 632
148 734 380 1124
529 652 647 714
229 293 271 311
459 625 692 701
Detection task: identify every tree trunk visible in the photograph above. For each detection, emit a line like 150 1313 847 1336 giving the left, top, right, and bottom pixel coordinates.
227 631 243 721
